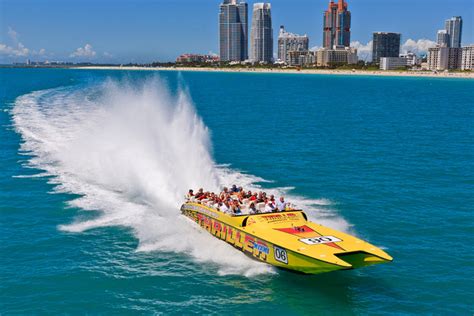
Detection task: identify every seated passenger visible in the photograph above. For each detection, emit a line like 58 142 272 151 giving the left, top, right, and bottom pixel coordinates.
231 200 242 215
250 192 258 201
194 188 204 199
219 187 228 198
186 189 194 199
257 192 264 203
220 201 230 213
248 202 258 214
264 199 275 213
276 196 287 211
230 184 238 193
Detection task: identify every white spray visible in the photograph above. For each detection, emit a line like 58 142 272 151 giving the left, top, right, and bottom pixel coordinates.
12 77 350 276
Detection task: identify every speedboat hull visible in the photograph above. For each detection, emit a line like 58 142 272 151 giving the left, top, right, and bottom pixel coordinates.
181 202 392 274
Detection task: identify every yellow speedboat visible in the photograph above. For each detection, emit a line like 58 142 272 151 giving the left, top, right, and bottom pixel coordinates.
181 201 392 274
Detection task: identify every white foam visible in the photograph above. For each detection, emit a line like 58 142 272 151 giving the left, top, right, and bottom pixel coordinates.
12 77 351 276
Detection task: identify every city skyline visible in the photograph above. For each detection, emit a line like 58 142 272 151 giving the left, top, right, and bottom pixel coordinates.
0 0 473 63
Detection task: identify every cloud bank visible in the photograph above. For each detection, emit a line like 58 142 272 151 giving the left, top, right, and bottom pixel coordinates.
0 27 47 59
350 38 437 61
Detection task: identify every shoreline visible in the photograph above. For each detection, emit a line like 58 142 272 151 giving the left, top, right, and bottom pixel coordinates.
72 66 474 79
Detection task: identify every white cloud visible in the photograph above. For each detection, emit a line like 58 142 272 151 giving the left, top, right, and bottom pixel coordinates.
351 40 372 61
103 51 113 58
38 48 46 55
0 27 31 57
310 45 322 51
0 42 29 57
70 43 96 58
402 39 436 55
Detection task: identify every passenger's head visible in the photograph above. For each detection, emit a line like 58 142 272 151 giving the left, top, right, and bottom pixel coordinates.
189 189 193 194
280 196 285 202
198 188 203 193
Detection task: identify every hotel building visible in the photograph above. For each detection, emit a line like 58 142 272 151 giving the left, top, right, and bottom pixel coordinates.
250 3 273 63
323 0 351 48
316 46 357 67
428 46 462 70
372 32 401 64
219 0 248 61
445 16 463 48
277 25 309 64
461 45 474 70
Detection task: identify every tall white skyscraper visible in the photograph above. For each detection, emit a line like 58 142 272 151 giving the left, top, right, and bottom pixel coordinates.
250 3 273 63
445 16 462 48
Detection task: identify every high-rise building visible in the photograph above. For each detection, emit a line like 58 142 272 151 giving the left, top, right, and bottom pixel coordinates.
437 30 450 47
219 0 248 62
445 16 462 48
277 25 309 64
250 3 273 63
323 0 351 48
372 32 401 64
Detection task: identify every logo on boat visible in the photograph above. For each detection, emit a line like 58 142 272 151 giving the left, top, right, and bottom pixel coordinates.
254 241 269 254
261 213 298 223
299 236 341 245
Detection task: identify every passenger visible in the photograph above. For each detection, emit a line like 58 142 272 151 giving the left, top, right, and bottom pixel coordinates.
232 200 242 215
186 189 194 199
257 192 264 203
230 184 238 193
250 192 258 201
220 201 230 213
248 202 258 214
264 199 275 213
220 187 229 200
276 196 287 211
197 192 209 201
269 194 275 203
246 190 253 198
194 188 204 199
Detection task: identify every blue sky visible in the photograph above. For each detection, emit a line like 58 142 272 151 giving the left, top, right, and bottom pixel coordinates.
1 0 473 63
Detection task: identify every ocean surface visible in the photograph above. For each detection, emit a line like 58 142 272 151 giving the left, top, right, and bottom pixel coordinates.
0 68 473 315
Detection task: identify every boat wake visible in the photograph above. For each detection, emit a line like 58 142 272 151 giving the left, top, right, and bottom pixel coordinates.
12 76 351 276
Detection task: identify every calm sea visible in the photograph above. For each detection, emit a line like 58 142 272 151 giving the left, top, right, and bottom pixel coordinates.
1 68 473 314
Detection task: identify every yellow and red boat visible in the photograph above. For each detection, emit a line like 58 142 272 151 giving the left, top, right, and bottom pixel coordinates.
181 201 392 274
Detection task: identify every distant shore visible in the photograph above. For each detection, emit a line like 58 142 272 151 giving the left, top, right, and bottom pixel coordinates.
73 65 474 79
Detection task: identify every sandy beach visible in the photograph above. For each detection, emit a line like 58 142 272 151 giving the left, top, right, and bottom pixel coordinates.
74 65 474 79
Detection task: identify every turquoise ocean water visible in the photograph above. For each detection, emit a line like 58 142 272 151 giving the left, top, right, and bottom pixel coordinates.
1 68 473 314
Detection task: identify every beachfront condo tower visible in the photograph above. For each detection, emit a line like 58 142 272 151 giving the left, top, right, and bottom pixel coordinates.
250 3 273 63
323 0 351 48
444 16 462 48
372 32 401 64
219 0 248 61
277 25 309 64
437 30 450 47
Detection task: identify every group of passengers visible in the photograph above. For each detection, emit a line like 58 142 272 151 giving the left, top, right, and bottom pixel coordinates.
186 184 290 216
